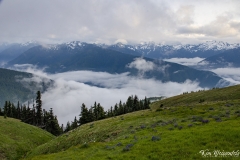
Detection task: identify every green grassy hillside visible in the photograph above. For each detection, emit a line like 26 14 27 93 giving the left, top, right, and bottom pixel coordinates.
0 117 55 160
151 85 240 109
25 85 240 159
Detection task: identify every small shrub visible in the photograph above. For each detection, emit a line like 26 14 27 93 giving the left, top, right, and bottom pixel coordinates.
156 108 163 112
81 142 89 148
151 123 157 128
199 99 205 103
168 127 174 131
89 123 94 128
226 110 230 114
202 119 209 124
225 103 233 107
192 116 203 122
178 126 183 130
181 119 187 122
116 142 122 146
140 125 146 129
151 136 161 141
213 116 222 122
174 123 178 128
106 145 115 150
209 107 214 110
235 110 240 114
122 144 134 152
188 124 193 127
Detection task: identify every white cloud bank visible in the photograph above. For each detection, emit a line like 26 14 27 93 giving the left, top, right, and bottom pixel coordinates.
164 57 204 66
14 65 204 125
210 68 240 85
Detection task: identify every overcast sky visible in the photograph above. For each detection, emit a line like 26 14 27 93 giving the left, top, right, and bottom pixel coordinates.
0 0 240 44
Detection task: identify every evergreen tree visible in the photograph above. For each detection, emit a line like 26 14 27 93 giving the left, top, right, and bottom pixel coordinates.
144 97 150 109
133 95 139 111
4 101 8 118
0 108 3 116
97 103 105 120
65 121 71 132
88 106 95 122
126 96 133 112
16 101 21 119
110 106 113 117
36 91 43 125
45 108 62 136
71 116 78 129
118 100 123 115
93 102 98 120
114 103 118 116
139 100 144 110
79 103 89 125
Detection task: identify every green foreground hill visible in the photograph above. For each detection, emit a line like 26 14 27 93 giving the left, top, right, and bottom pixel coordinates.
0 117 54 160
24 85 240 160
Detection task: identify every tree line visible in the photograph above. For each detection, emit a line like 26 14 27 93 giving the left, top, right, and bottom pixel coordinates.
0 91 62 136
65 95 150 132
0 91 150 135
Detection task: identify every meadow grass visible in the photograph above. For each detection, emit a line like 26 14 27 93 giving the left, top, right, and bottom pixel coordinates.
26 97 240 159
0 117 54 160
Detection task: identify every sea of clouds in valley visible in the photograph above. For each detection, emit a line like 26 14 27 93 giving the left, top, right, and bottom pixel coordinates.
8 57 240 125
13 62 204 125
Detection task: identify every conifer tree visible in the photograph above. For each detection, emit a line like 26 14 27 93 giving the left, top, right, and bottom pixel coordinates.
114 103 118 116
16 101 21 119
97 103 105 120
79 103 88 125
4 101 8 118
0 108 3 116
36 91 43 125
65 121 71 132
71 116 78 129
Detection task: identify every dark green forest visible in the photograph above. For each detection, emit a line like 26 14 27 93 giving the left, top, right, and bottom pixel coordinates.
0 91 150 136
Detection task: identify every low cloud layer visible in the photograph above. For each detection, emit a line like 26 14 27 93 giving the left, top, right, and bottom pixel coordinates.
164 57 204 66
210 67 240 85
14 65 203 125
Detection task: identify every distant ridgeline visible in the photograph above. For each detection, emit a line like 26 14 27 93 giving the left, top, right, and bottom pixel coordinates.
0 68 53 107
6 42 227 88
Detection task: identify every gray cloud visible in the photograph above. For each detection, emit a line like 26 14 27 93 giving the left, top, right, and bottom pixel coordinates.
14 65 203 125
210 67 240 85
177 14 240 38
164 57 204 66
0 0 239 44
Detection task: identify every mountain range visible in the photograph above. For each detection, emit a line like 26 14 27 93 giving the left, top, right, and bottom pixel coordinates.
6 41 226 88
198 48 240 68
0 42 38 65
106 40 240 59
0 40 239 105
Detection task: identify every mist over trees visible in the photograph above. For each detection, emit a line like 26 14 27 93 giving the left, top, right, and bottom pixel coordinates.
0 91 150 135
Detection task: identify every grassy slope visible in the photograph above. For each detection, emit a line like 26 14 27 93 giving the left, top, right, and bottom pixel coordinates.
26 85 240 160
0 117 55 160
